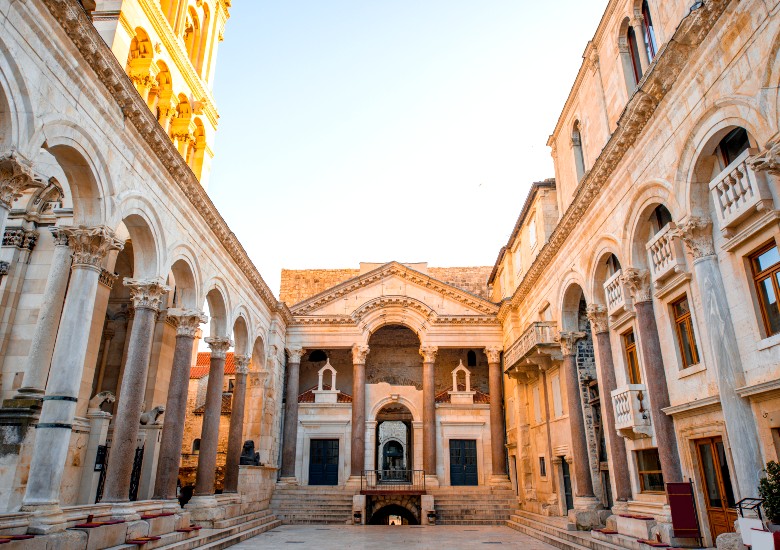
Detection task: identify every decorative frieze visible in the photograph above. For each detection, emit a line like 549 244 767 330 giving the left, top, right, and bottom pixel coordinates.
167 308 207 337
205 337 232 359
419 345 438 363
63 225 124 269
620 268 653 304
585 304 608 335
352 344 370 365
124 277 171 312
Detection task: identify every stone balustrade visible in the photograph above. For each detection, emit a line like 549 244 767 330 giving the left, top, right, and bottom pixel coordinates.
504 321 558 368
604 269 632 317
646 223 686 285
710 148 775 237
611 384 653 439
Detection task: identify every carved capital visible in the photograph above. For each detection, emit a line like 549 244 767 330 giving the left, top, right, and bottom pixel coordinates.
123 277 170 312
557 331 585 356
205 336 232 359
63 225 124 269
484 347 502 364
585 304 609 334
287 346 305 363
50 226 71 247
620 267 653 303
748 142 780 175
672 217 715 260
352 344 370 365
167 308 207 337
0 151 40 209
419 345 438 363
234 354 251 375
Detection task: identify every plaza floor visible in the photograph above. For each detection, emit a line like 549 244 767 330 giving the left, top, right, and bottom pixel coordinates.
232 525 557 549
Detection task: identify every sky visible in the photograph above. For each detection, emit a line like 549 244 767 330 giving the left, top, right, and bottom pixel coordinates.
207 0 607 298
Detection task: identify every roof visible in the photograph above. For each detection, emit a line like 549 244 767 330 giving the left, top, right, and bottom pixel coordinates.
435 384 490 404
298 385 353 403
193 392 232 415
190 352 236 379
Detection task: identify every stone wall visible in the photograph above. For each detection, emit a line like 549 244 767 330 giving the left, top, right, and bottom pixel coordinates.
428 266 492 300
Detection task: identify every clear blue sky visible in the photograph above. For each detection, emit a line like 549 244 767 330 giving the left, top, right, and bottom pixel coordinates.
208 1 607 298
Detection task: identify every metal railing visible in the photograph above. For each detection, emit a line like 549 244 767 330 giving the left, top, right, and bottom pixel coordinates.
360 470 426 494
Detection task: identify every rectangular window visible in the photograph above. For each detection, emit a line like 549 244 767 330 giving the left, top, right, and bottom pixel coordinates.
551 373 563 418
672 296 700 368
533 386 542 424
636 449 665 493
539 456 547 477
751 243 780 336
529 216 537 249
623 330 642 384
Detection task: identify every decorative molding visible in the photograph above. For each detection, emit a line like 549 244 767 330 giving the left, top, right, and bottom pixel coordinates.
484 347 502 364
556 331 585 356
37 0 279 313
419 345 438 363
204 336 232 359
123 277 171 312
289 316 357 327
0 151 41 209
736 378 780 399
98 268 117 289
661 395 721 418
672 217 716 260
166 308 207 337
352 344 370 365
748 142 780 175
63 225 124 269
585 304 608 334
2 228 38 251
620 268 652 304
504 0 731 315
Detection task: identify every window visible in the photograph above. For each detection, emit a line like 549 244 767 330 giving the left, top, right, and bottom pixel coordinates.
606 254 621 277
641 1 657 61
192 438 201 454
636 449 664 493
572 122 586 182
228 378 235 392
467 350 477 367
627 26 643 84
751 243 780 336
551 373 563 418
718 127 750 167
532 386 542 424
623 330 642 384
529 216 538 249
539 456 547 477
672 296 700 368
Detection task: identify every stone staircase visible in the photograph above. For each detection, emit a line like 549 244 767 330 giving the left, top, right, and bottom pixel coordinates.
507 509 627 550
270 484 354 524
430 486 517 525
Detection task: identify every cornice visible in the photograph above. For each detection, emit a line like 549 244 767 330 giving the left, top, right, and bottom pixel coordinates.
40 0 279 315
291 261 499 316
509 0 731 312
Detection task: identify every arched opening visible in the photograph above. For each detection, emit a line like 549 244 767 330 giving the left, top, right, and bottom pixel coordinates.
190 118 206 179
369 503 419 525
192 438 200 454
593 252 623 307
572 121 586 182
627 26 643 84
205 287 228 338
641 1 657 62
366 325 422 388
467 350 477 367
197 4 211 74
308 349 327 363
375 403 414 479
183 7 201 65
169 257 198 309
232 315 249 357
0 80 11 149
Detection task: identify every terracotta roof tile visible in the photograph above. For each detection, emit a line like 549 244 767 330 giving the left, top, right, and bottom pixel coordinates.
190 352 236 379
193 392 233 414
435 384 490 404
297 385 353 403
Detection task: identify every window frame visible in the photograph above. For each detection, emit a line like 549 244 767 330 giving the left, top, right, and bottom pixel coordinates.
641 0 657 61
622 329 642 384
635 449 665 494
750 242 780 337
627 26 643 84
671 295 700 369
539 455 547 478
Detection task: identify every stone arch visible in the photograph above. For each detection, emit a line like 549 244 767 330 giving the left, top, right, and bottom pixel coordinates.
232 310 251 356
0 37 33 152
624 180 677 270
451 361 471 392
355 297 433 340
196 3 211 73
370 397 419 423
251 334 266 371
204 283 230 337
184 6 201 64
587 235 623 307
127 27 153 63
115 194 167 277
167 243 203 308
558 276 589 331
759 25 780 131
368 499 420 525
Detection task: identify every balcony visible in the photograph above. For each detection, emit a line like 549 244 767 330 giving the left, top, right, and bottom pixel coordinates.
604 269 632 317
504 321 558 369
646 223 686 286
611 384 652 439
710 148 775 237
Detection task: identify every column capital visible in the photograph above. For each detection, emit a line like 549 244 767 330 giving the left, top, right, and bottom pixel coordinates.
484 347 502 364
620 267 652 303
557 331 585 356
287 346 305 363
123 277 171 312
233 354 251 375
50 226 71 247
672 216 715 260
205 336 232 359
630 13 645 27
352 344 370 364
585 304 609 334
0 151 41 209
419 345 438 363
63 225 124 269
748 142 780 175
167 308 207 337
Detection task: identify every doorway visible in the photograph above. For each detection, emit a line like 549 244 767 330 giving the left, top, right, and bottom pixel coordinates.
374 403 413 480
309 439 339 485
695 437 737 541
449 439 478 486
561 457 574 512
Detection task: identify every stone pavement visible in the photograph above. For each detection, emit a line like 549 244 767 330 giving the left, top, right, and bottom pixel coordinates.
232 525 556 549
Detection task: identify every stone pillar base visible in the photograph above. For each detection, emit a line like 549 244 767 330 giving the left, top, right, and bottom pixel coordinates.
108 501 141 521
345 476 362 490
185 495 240 528
159 498 182 514
488 474 512 489
424 475 440 488
567 496 604 531
277 476 298 486
20 504 66 535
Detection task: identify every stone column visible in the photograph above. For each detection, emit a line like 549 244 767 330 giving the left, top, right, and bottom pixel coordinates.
621 268 682 484
558 331 596 502
280 347 304 480
102 278 170 512
585 305 632 504
15 228 72 398
420 345 438 477
631 14 651 70
21 226 123 531
674 218 763 498
223 354 251 493
154 309 206 501
351 344 369 477
191 336 232 501
485 347 508 481
0 152 40 239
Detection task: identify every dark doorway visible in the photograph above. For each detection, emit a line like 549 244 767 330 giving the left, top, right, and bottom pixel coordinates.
369 504 419 525
309 439 339 485
561 457 574 511
449 439 478 486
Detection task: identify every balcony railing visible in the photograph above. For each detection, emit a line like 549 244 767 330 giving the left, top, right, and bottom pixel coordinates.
604 269 632 317
710 148 775 236
611 384 652 440
505 321 558 368
360 470 425 495
646 223 686 285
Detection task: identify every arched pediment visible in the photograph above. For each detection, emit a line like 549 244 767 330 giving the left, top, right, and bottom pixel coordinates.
352 295 436 336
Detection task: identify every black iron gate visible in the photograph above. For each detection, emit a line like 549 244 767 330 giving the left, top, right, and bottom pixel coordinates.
128 445 145 501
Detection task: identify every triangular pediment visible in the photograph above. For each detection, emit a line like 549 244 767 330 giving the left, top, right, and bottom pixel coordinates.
290 262 499 322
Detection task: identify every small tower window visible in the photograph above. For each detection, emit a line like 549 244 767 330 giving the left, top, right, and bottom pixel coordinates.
192 438 201 454
467 350 477 367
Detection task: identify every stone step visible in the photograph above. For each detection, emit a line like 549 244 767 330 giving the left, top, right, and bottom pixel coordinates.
509 511 626 550
436 519 509 525
211 509 275 530
151 514 281 550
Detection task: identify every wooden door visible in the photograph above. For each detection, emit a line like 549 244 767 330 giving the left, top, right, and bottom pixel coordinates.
696 437 737 540
449 439 478 486
309 439 339 486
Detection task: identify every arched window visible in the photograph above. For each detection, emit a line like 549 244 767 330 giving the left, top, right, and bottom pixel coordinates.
308 349 327 363
467 350 477 367
572 121 586 182
717 127 750 168
627 26 643 84
641 1 657 61
651 204 673 234
192 438 200 454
